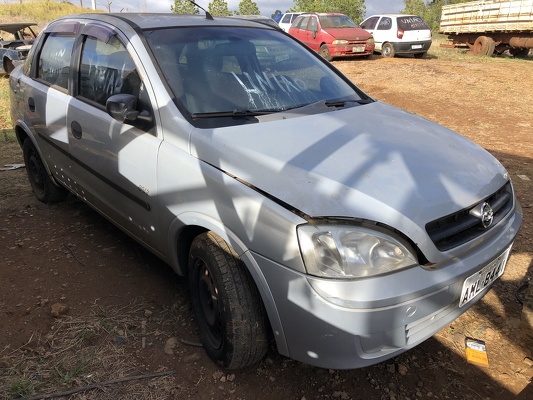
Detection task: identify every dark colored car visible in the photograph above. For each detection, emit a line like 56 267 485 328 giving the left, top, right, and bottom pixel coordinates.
289 13 374 61
0 22 39 75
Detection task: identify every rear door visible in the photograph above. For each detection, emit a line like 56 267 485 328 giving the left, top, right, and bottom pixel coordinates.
66 23 163 252
20 22 78 186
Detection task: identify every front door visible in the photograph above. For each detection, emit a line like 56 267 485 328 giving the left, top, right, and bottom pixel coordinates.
66 25 162 253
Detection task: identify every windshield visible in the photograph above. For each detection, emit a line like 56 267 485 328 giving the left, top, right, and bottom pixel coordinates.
319 15 359 29
144 27 366 121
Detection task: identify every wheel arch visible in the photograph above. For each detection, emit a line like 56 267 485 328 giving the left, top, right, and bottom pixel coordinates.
167 212 289 356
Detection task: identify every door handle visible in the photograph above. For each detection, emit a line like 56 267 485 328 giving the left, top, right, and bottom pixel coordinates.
71 120 83 139
28 97 35 112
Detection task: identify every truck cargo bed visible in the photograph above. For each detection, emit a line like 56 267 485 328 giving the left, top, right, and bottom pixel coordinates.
439 0 533 34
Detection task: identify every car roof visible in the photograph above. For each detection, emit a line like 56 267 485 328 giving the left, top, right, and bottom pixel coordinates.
0 22 37 33
300 12 345 17
366 14 419 18
50 13 279 31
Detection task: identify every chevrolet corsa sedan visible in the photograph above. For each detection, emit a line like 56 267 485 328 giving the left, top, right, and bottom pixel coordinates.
10 13 521 370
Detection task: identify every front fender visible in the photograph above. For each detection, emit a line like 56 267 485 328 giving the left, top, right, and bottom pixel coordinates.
166 211 289 355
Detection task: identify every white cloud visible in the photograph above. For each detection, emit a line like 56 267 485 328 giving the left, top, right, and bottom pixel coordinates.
98 0 406 19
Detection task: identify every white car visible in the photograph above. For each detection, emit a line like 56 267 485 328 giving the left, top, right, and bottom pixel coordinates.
360 14 432 58
278 12 303 32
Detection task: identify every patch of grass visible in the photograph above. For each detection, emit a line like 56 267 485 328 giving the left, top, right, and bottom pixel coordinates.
8 378 35 399
429 33 533 62
0 1 100 26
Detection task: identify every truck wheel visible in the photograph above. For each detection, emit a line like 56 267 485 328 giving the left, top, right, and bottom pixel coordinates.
22 139 68 203
188 232 269 369
319 44 332 61
381 43 395 58
473 36 495 56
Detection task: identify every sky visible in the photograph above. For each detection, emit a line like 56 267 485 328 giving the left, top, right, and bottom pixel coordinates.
83 0 406 19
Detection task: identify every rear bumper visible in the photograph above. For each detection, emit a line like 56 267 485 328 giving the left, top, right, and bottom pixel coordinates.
392 40 432 54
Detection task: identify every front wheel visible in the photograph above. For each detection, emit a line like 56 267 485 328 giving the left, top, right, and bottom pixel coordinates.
319 44 332 61
22 139 68 203
381 43 395 58
188 232 269 369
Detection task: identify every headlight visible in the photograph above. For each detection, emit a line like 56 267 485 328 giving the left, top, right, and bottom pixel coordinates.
332 39 348 45
366 37 375 44
297 224 417 279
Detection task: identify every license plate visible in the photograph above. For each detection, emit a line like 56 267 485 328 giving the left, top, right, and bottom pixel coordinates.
412 44 423 49
459 247 511 307
352 46 365 53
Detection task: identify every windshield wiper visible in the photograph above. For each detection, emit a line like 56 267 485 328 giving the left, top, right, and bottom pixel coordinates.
191 109 275 119
325 98 373 107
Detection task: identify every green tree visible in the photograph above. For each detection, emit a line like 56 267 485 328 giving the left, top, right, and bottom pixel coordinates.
234 0 260 16
272 9 283 19
401 0 472 31
208 0 232 16
290 0 366 24
171 0 199 14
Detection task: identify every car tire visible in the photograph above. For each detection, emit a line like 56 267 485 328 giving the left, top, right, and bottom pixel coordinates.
381 43 395 58
319 44 333 61
22 139 68 203
188 231 269 369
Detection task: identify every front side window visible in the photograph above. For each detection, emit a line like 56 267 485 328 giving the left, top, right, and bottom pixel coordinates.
308 17 318 32
145 26 368 126
360 17 379 30
37 33 75 89
281 14 292 24
78 35 141 107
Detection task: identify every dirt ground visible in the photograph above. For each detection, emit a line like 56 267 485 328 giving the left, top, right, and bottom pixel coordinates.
1 54 532 400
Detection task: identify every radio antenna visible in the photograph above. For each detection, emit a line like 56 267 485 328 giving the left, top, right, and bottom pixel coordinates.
188 1 214 20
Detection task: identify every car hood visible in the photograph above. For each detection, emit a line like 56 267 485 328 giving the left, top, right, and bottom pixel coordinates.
324 27 371 40
190 101 508 252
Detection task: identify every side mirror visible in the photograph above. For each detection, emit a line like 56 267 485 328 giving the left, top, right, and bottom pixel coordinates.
106 94 153 127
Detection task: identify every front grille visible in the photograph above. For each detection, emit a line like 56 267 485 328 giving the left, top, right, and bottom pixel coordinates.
426 182 513 251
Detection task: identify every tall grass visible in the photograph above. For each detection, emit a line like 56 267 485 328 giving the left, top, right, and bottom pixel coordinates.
0 0 100 26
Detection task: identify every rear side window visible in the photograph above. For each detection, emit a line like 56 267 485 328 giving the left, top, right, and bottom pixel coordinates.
377 17 392 30
397 16 429 30
37 33 75 89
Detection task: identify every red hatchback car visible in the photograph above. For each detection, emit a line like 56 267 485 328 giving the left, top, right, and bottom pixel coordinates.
289 12 374 61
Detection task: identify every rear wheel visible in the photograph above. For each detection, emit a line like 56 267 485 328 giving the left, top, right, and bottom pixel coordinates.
22 139 68 203
319 44 332 61
381 43 395 58
188 232 268 369
473 36 495 56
